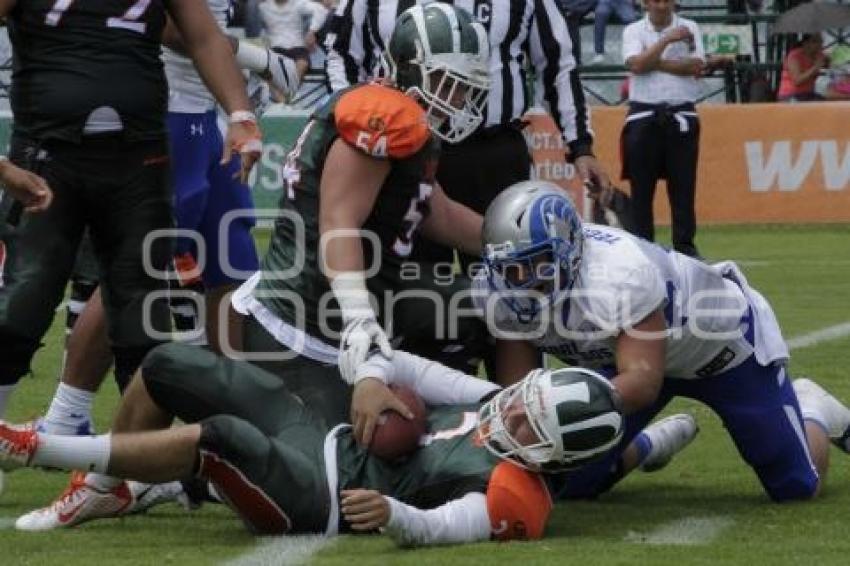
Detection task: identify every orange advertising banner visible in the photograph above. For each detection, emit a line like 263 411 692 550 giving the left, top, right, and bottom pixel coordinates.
524 103 850 224
522 110 588 216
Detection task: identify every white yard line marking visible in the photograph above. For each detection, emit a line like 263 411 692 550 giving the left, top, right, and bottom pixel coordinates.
624 516 734 545
222 535 334 566
736 260 850 267
787 322 850 351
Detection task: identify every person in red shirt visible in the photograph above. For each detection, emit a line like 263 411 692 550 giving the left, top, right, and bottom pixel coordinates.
777 34 829 102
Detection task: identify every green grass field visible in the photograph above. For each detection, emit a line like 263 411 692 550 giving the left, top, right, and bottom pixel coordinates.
2 224 850 565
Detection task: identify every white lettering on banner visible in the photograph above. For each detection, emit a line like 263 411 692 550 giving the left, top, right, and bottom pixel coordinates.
745 141 821 192
532 160 576 180
259 143 286 191
819 141 850 191
524 131 565 151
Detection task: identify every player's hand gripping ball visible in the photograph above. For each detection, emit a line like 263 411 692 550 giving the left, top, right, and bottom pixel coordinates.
368 385 428 461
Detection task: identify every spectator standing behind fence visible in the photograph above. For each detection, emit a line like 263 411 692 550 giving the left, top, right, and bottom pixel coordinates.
620 0 704 258
591 0 638 65
259 0 329 78
777 34 829 102
257 0 329 102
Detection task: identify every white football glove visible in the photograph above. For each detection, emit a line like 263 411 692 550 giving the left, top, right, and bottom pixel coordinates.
339 317 393 386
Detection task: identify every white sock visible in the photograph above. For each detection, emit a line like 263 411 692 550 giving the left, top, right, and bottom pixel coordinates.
43 382 94 435
799 404 830 436
85 472 123 491
31 432 110 474
0 383 17 419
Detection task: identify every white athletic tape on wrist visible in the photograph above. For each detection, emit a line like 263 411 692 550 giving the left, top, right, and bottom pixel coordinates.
229 110 258 124
330 272 375 323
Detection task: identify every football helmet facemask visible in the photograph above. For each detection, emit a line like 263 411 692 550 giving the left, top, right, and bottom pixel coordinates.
482 180 584 323
384 4 490 143
478 367 624 473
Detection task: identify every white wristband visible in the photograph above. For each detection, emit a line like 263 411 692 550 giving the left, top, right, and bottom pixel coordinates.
229 110 257 124
235 39 270 74
330 272 375 324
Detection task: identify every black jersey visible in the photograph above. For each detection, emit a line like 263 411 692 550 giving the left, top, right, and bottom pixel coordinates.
8 0 169 142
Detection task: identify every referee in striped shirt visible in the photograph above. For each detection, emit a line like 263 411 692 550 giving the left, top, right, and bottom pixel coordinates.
325 0 609 271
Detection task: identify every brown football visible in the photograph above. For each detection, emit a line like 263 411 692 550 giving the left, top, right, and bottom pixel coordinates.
368 384 428 461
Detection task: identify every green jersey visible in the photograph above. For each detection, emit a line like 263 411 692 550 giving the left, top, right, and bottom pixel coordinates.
337 403 498 509
256 83 439 342
8 0 168 142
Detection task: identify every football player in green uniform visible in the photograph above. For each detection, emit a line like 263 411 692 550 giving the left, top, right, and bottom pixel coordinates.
230 3 493 427
0 341 625 541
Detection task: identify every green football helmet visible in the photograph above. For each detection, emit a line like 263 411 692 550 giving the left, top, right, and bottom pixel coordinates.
384 4 490 143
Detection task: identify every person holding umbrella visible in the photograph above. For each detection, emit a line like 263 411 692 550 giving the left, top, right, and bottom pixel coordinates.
772 1 850 102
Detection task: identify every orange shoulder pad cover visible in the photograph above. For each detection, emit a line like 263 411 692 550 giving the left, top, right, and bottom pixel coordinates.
335 84 430 159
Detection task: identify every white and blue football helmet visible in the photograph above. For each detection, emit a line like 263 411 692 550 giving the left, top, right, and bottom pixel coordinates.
482 180 584 323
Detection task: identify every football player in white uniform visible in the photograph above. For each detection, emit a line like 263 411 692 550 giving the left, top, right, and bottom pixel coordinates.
474 180 850 502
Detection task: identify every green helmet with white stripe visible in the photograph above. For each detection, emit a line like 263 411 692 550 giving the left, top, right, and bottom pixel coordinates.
384 4 490 143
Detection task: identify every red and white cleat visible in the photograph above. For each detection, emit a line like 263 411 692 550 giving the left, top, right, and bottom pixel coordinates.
0 420 38 472
15 471 134 531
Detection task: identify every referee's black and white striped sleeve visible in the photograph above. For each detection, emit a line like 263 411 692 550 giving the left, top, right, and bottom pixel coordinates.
324 0 368 90
528 0 594 159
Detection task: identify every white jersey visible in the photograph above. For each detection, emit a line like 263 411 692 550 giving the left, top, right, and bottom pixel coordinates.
474 224 789 380
163 0 231 113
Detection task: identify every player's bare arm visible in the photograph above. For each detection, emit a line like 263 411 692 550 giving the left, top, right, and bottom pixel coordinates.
161 15 303 96
166 0 260 181
0 0 16 17
493 339 539 387
165 0 250 115
319 138 390 278
419 183 483 257
611 309 667 413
